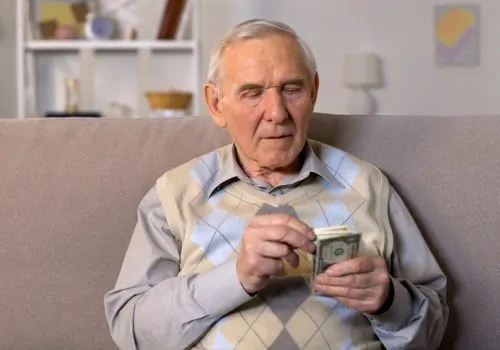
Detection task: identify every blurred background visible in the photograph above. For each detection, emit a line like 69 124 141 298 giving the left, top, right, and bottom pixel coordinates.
0 0 494 119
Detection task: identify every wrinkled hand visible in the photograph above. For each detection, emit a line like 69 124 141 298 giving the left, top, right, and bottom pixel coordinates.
313 256 391 314
237 214 316 294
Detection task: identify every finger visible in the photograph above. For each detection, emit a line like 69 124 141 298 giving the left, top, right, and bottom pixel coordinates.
255 257 285 277
251 213 315 240
336 297 379 314
316 273 375 288
283 251 299 268
261 225 316 253
258 241 301 268
262 259 285 276
259 241 293 258
314 283 372 300
326 257 378 277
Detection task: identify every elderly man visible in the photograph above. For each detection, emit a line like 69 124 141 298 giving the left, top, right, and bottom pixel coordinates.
104 19 448 350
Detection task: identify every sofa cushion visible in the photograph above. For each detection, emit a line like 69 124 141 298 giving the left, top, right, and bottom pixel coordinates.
0 114 498 349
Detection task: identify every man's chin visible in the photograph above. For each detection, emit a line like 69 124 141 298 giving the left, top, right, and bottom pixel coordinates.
255 139 304 169
260 153 299 170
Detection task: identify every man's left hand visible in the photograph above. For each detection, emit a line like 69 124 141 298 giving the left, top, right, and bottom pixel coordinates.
313 256 391 314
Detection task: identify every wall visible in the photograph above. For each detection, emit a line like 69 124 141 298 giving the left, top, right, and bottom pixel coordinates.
1 0 497 118
200 0 497 117
0 0 17 118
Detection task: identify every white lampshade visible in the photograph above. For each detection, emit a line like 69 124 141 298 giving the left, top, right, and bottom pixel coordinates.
342 53 382 88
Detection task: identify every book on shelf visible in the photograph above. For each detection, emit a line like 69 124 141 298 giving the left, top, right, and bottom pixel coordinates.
157 0 188 40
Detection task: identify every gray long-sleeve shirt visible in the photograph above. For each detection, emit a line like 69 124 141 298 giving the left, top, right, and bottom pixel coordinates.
104 145 449 350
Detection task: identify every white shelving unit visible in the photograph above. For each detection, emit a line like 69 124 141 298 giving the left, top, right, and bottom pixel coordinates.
15 0 201 120
24 39 197 51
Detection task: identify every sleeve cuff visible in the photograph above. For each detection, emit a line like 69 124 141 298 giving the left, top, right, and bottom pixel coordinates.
192 259 254 317
366 277 413 330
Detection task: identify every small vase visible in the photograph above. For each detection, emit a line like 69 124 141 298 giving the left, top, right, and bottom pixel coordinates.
64 78 80 113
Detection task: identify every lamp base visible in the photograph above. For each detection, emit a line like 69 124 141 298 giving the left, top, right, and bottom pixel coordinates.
347 88 376 115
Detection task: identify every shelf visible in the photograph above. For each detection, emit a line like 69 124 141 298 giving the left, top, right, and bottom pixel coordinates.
24 40 196 52
16 0 202 119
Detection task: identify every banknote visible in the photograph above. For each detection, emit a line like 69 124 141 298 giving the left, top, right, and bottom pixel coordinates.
311 225 361 279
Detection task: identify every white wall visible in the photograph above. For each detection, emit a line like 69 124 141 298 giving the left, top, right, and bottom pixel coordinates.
1 0 498 118
200 0 498 117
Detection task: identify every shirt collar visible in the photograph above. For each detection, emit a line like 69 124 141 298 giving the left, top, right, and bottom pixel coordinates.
206 140 344 197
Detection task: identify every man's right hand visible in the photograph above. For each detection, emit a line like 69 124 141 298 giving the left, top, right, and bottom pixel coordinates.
236 213 316 294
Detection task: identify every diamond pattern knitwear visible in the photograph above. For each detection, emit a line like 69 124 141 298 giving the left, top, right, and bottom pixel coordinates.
156 140 394 350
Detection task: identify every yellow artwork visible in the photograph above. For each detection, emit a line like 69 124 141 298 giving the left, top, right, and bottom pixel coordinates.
38 1 89 38
435 5 480 66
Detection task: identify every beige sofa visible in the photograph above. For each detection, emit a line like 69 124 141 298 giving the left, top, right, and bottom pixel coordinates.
0 113 498 350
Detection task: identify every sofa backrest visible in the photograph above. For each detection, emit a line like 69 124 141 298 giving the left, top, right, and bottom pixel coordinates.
0 114 498 349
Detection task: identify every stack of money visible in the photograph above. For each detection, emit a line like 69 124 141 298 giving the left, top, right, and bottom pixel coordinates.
311 225 361 279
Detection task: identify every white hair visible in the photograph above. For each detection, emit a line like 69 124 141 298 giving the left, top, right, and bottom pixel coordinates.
206 19 317 88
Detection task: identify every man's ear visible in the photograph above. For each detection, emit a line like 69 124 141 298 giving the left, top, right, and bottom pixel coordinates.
310 72 320 106
204 83 226 128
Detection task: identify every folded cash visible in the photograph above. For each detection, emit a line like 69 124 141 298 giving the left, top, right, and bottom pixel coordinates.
311 225 361 279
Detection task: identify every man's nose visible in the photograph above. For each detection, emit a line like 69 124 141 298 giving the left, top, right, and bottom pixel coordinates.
263 88 288 123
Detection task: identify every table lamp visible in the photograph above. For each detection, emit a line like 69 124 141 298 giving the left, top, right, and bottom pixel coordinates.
342 53 382 115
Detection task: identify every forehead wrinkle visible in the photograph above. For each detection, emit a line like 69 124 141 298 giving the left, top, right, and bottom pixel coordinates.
220 35 309 93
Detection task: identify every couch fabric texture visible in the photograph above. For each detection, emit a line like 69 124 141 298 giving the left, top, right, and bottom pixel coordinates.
0 113 498 350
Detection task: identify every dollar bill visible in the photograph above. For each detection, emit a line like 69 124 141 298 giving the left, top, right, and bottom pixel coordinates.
311 225 361 279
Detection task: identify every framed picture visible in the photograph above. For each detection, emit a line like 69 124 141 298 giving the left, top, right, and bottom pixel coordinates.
434 4 480 66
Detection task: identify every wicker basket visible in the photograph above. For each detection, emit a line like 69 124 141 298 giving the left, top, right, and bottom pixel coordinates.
145 90 192 110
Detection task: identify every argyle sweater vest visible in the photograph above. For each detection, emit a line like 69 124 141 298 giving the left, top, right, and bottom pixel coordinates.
156 140 394 350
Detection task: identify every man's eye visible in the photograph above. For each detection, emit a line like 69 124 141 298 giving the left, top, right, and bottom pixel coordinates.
244 90 263 98
283 87 302 94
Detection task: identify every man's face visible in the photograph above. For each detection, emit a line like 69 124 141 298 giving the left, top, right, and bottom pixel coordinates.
205 34 319 170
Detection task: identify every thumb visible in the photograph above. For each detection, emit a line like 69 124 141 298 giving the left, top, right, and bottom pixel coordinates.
283 251 299 268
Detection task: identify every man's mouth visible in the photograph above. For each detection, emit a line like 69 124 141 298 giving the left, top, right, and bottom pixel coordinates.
266 135 292 139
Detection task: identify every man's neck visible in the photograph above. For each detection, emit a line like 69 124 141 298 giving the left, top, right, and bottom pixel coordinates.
234 147 305 186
